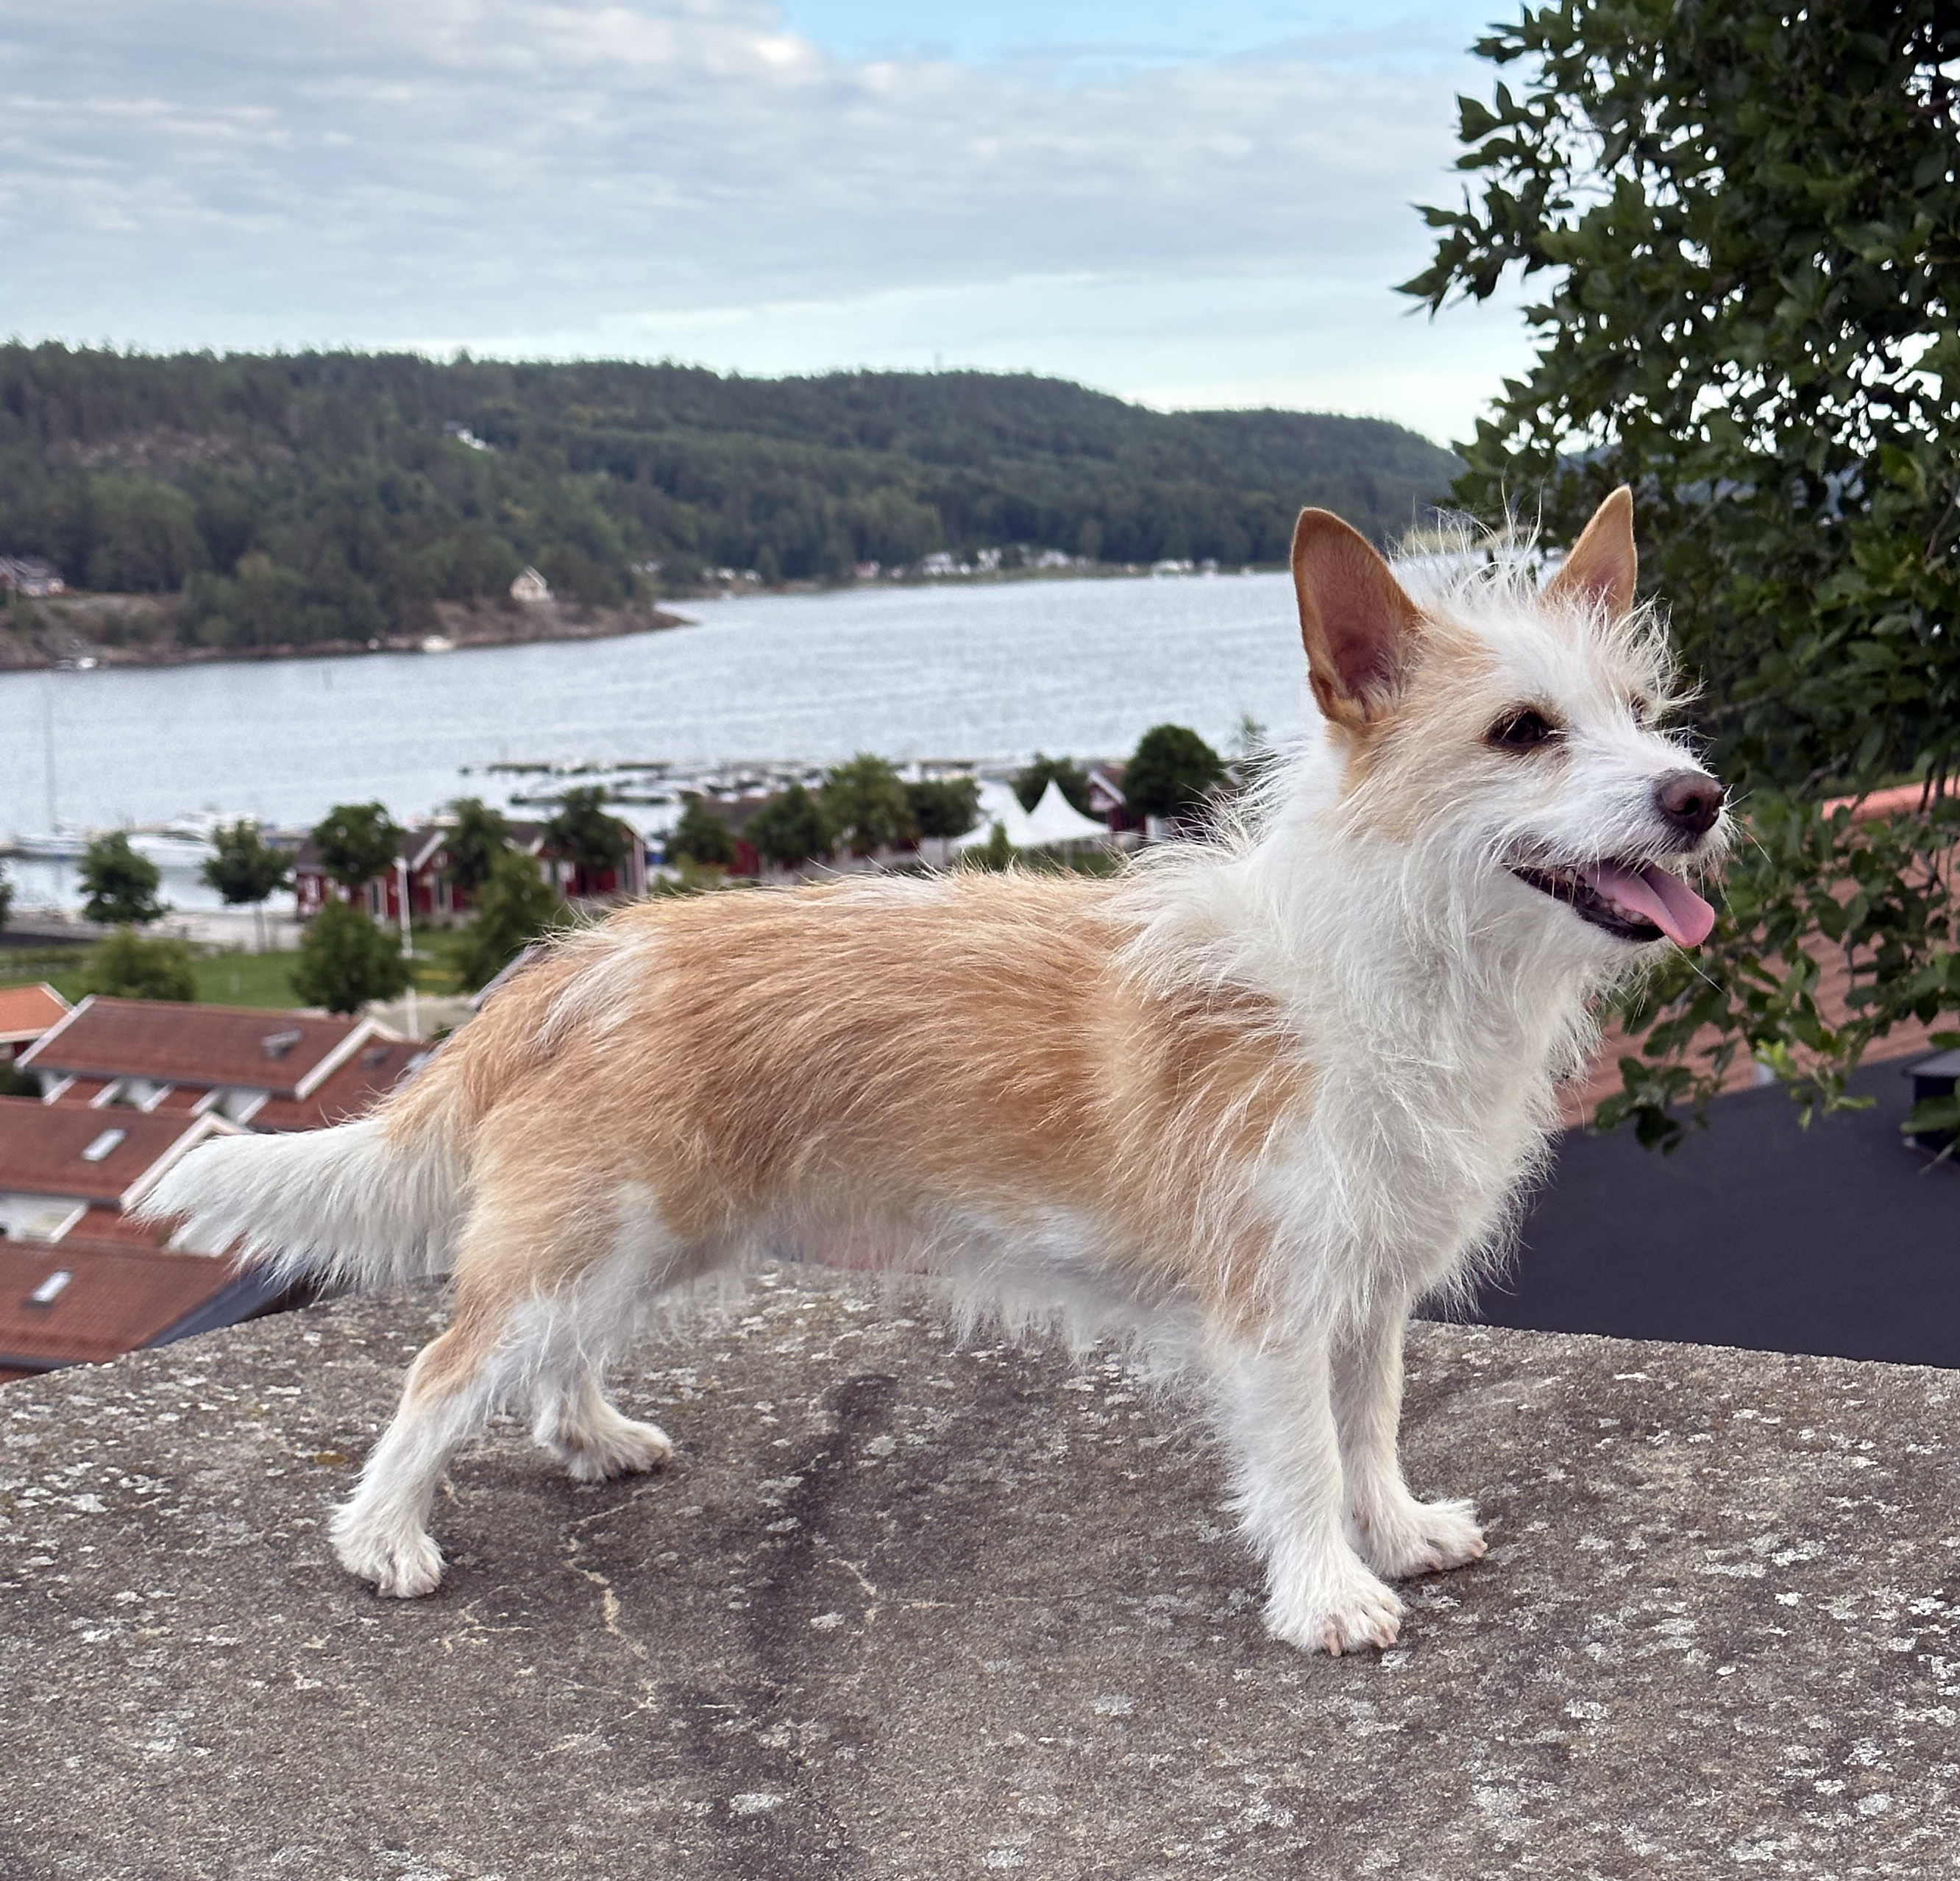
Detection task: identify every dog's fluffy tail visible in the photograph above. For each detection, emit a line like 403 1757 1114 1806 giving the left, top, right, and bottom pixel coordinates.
136 1113 465 1292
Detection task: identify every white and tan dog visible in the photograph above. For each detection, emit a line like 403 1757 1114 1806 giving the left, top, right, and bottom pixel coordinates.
145 489 1727 1654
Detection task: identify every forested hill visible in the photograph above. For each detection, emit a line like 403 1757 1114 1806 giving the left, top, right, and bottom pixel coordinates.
0 345 1457 652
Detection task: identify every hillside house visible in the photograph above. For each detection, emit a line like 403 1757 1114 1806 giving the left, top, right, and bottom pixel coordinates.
0 555 67 598
511 566 551 602
0 984 71 1063
18 997 425 1132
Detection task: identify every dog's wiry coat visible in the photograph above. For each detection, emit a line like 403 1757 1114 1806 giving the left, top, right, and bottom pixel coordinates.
143 489 1728 1653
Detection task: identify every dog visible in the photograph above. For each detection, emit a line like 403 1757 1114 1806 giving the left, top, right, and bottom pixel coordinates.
143 487 1727 1654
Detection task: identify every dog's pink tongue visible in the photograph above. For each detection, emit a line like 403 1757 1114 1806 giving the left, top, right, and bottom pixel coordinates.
1580 861 1716 947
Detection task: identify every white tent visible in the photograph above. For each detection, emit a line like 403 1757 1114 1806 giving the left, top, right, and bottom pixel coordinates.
951 777 1110 854
1021 777 1112 846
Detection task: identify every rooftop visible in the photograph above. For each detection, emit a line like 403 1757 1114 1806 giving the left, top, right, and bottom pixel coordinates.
0 980 71 1049
4 1265 1957 1875
0 1095 233 1208
0 1238 275 1372
20 996 423 1129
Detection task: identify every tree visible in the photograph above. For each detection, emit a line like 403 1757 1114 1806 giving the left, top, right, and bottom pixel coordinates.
746 784 834 870
311 802 403 893
82 929 196 1002
1124 725 1225 823
906 776 981 840
291 896 411 1016
1406 1 1960 1141
1012 755 1093 817
667 796 736 868
443 798 512 899
544 786 628 891
821 754 917 856
201 820 292 950
0 863 12 935
79 832 166 927
455 848 562 991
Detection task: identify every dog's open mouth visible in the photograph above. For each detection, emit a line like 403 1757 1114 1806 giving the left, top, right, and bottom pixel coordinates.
1510 859 1716 947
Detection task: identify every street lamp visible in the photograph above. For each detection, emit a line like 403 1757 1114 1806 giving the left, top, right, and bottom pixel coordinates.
394 854 419 1040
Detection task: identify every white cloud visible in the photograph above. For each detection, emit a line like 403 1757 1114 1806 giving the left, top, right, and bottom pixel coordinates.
0 0 1532 439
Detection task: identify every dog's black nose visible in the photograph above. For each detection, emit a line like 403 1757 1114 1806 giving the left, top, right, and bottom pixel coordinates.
1655 769 1725 837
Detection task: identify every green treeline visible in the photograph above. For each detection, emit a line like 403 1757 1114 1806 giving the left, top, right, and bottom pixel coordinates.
0 344 1457 651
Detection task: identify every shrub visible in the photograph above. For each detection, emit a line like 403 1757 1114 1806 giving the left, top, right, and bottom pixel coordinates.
291 898 410 1016
82 929 196 1002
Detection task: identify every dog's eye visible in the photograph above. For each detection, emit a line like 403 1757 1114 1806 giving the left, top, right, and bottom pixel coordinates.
1486 708 1559 752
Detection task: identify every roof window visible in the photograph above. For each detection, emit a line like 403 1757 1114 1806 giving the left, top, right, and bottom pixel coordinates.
261 1027 305 1060
81 1127 127 1163
26 1269 72 1308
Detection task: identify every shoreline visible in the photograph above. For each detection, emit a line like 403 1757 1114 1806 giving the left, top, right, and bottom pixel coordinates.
0 598 694 676
0 562 1283 677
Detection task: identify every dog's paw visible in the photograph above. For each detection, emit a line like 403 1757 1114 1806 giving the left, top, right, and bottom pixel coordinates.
555 1417 674 1484
1266 1568 1406 1657
331 1510 446 1598
1356 1495 1486 1581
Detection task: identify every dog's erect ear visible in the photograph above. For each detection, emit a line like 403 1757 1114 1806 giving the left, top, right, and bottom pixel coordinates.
1290 509 1424 731
1544 486 1637 618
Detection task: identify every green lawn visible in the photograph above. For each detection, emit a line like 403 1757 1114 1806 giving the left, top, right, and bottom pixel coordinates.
0 943 463 1010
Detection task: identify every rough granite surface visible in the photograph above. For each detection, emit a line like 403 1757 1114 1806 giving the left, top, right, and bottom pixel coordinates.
5 1266 1960 1880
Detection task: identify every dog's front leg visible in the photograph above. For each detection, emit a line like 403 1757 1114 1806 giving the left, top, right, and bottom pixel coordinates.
1213 1341 1405 1655
1331 1300 1485 1581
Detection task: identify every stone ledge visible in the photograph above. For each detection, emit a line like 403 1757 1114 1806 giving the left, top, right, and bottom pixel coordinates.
4 1267 1959 1878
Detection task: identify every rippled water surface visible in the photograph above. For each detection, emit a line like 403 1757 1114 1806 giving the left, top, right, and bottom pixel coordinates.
1 572 1310 860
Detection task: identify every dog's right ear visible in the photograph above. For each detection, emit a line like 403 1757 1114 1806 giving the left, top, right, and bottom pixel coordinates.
1290 509 1424 732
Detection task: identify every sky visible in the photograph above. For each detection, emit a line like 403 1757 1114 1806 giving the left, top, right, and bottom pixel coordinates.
0 0 1538 443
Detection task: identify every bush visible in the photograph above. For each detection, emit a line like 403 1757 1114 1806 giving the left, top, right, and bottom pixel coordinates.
1125 725 1224 823
82 929 196 1002
821 754 917 856
907 776 981 840
745 784 834 869
79 832 166 927
667 797 736 868
455 849 564 991
291 897 411 1016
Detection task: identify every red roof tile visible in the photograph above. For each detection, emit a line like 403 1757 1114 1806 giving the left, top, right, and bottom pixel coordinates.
0 1242 244 1370
22 996 391 1100
0 1097 232 1206
0 982 71 1046
252 1038 427 1130
69 1204 180 1247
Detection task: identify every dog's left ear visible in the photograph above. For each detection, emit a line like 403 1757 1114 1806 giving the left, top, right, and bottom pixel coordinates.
1291 509 1424 732
1544 486 1637 618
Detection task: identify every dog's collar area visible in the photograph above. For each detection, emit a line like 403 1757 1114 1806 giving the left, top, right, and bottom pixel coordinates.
1509 863 1666 943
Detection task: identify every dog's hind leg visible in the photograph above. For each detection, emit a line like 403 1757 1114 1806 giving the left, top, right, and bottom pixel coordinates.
1212 1339 1405 1655
528 1200 730 1483
330 1175 646 1596
1331 1297 1485 1581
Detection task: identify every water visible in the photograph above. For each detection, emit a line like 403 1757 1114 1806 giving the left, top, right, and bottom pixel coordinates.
1 572 1310 910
